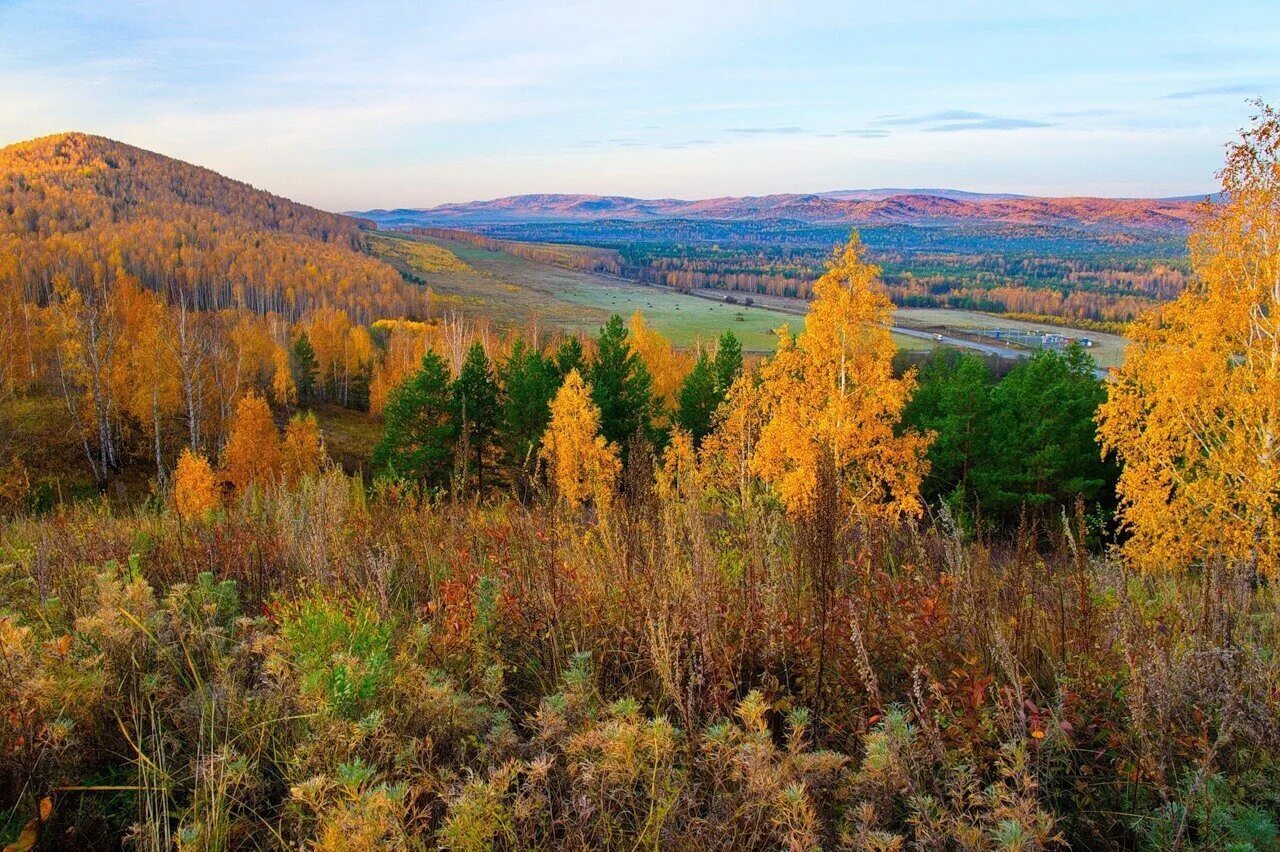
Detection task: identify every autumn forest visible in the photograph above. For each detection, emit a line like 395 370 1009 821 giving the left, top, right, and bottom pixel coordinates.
1 98 1279 852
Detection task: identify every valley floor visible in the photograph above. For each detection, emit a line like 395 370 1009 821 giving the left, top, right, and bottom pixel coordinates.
378 232 1130 367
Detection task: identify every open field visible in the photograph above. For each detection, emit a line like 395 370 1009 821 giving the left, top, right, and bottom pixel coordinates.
375 231 803 350
374 231 933 352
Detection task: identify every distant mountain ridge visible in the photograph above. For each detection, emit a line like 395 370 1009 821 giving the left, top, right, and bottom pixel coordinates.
357 188 1213 234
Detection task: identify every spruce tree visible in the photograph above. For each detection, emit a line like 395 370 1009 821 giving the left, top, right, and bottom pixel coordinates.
552 335 584 380
372 351 456 486
713 330 743 395
900 348 993 506
977 345 1114 525
676 350 720 446
291 332 319 405
589 314 653 450
497 338 558 493
451 342 500 491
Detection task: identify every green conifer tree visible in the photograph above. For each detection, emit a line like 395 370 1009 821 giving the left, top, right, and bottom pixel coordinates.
901 348 993 509
589 314 653 451
451 342 500 491
976 344 1115 525
713 330 743 395
676 350 720 446
372 351 456 486
552 335 585 380
291 331 319 405
498 338 558 495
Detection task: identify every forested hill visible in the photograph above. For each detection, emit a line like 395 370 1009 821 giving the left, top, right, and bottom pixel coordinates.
360 189 1209 234
0 132 420 322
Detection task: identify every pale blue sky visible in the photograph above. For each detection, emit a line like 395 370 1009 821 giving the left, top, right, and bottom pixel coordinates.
1 0 1274 210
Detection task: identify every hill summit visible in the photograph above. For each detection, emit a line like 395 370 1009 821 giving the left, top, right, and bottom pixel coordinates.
0 132 417 321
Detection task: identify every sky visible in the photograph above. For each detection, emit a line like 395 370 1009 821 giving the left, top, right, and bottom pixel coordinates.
0 0 1275 211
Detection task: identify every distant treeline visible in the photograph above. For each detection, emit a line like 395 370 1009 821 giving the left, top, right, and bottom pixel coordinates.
415 220 1186 325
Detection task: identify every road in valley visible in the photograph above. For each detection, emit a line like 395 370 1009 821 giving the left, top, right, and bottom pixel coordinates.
670 285 1111 379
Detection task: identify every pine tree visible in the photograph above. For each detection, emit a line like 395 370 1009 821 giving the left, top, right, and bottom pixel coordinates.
978 346 1113 525
373 351 456 486
901 349 993 506
498 338 558 494
713 330 743 396
451 342 500 491
552 335 584 380
291 331 319 405
675 350 720 446
346 362 372 412
589 314 654 451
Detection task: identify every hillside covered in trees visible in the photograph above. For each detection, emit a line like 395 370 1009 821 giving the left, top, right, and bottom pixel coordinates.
0 132 425 326
0 133 440 489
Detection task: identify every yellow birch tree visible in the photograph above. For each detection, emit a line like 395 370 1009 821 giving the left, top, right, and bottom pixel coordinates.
1098 103 1280 577
174 448 219 519
221 392 282 491
282 412 327 486
628 311 689 410
750 233 930 520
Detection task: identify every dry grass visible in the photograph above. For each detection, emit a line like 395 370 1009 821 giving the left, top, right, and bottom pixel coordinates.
1 473 1277 849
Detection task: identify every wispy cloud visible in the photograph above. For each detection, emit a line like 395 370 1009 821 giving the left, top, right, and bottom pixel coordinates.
923 116 1051 132
1051 108 1120 118
577 138 645 148
0 0 1262 206
1161 83 1262 100
874 110 1051 133
725 125 806 135
878 109 989 126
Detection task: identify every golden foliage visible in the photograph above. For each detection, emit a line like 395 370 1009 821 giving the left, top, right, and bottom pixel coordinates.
282 413 327 486
301 307 377 405
367 232 474 275
220 393 282 491
369 319 440 415
173 448 219 519
628 311 690 408
699 373 765 499
0 132 424 325
1099 104 1280 575
748 234 929 519
540 370 621 511
0 456 31 516
655 428 700 504
272 344 296 407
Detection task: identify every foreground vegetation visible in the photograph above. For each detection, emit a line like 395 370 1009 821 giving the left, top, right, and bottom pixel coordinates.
3 478 1277 849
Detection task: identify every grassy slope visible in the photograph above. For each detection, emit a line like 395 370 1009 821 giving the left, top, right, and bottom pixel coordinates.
311 402 382 473
370 232 938 353
370 232 801 351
